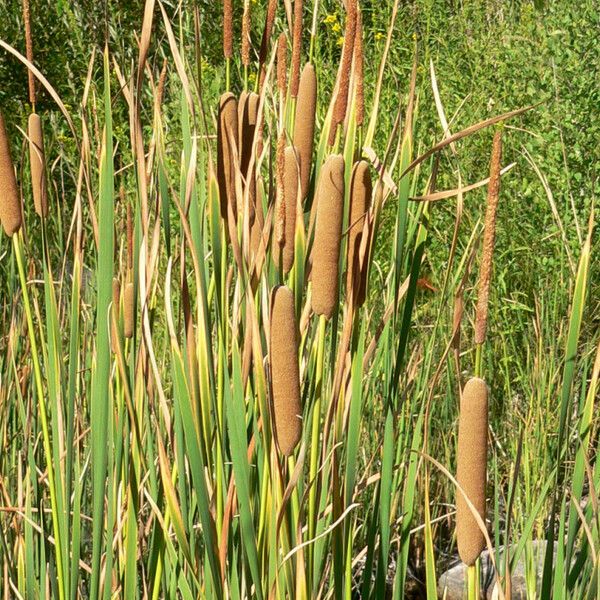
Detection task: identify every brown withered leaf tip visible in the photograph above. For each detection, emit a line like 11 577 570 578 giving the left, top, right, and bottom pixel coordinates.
456 376 488 566
311 154 345 319
270 285 302 456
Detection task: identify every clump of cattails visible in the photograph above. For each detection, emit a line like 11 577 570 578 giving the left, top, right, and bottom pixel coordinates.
0 112 22 236
474 130 502 345
293 63 317 200
217 92 239 222
274 146 300 273
456 377 488 566
311 154 345 318
28 113 47 218
269 285 302 456
346 160 371 305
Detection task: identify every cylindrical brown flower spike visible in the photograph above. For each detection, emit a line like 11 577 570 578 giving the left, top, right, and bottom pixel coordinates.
0 112 22 236
277 33 288 97
474 130 502 345
354 9 364 127
28 113 47 218
270 285 302 456
223 0 233 60
293 63 317 201
274 146 300 273
241 0 251 67
311 154 344 319
217 92 239 222
290 0 303 98
346 160 371 305
456 377 488 566
123 281 135 339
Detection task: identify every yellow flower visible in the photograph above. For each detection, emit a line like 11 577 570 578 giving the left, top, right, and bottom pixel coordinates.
324 14 337 25
337 36 344 47
375 32 385 42
248 71 257 84
332 22 341 33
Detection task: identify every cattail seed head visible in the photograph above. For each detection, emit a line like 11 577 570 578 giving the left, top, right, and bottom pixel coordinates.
277 33 288 97
223 0 233 60
22 0 35 106
274 146 300 273
474 130 502 345
293 63 317 200
456 377 488 566
269 285 302 456
290 0 303 97
126 202 133 271
0 112 22 236
241 0 251 67
217 92 239 222
123 281 135 339
275 134 286 247
259 0 278 87
311 154 344 318
28 113 47 218
346 160 371 305
354 9 364 127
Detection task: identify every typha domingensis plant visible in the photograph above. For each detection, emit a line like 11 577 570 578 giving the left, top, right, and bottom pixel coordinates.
346 160 371 305
274 146 300 273
217 92 239 223
223 0 233 62
269 285 302 456
28 113 47 218
290 0 303 98
0 112 21 236
293 63 316 200
475 130 502 346
311 154 344 318
277 33 288 97
456 377 489 566
354 8 364 128
241 0 251 70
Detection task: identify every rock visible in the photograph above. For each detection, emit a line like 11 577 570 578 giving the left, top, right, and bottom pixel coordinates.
437 541 554 599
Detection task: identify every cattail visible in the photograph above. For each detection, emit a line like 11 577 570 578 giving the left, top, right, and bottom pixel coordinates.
275 134 286 247
241 0 251 67
28 113 47 218
346 160 371 305
0 112 22 236
111 277 121 352
354 9 364 127
311 154 344 318
126 202 133 271
223 0 233 60
290 0 303 97
259 0 278 87
269 285 302 456
474 130 502 345
22 0 35 106
456 377 488 566
328 0 357 146
274 146 300 273
293 63 317 200
277 33 288 97
217 92 239 222
123 281 135 339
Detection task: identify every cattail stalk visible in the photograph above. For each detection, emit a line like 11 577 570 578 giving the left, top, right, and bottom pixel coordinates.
290 0 303 97
311 154 344 318
269 285 302 455
456 377 488 567
28 113 47 218
346 160 371 305
217 92 239 223
0 112 22 236
474 130 502 346
293 63 317 200
274 146 300 273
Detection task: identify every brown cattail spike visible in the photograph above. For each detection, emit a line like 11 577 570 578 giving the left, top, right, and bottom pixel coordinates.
223 0 233 60
293 63 317 201
270 285 302 456
123 281 135 339
22 0 35 106
217 92 239 222
274 146 300 273
259 0 278 87
28 113 47 218
346 160 371 305
277 33 288 97
311 154 344 318
241 0 251 67
354 8 364 127
290 0 303 97
456 377 488 566
474 130 502 345
0 112 22 236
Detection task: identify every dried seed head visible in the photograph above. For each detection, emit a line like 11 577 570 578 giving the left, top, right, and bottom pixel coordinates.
346 160 371 305
259 0 278 87
293 63 317 200
311 154 345 318
456 377 488 566
290 0 303 97
0 112 22 236
277 33 288 97
269 285 302 456
328 0 357 146
474 130 502 345
217 92 239 222
274 146 300 273
241 0 251 67
28 113 47 218
223 0 233 60
22 0 35 106
354 9 364 126
126 202 133 271
123 281 135 339
275 134 287 247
